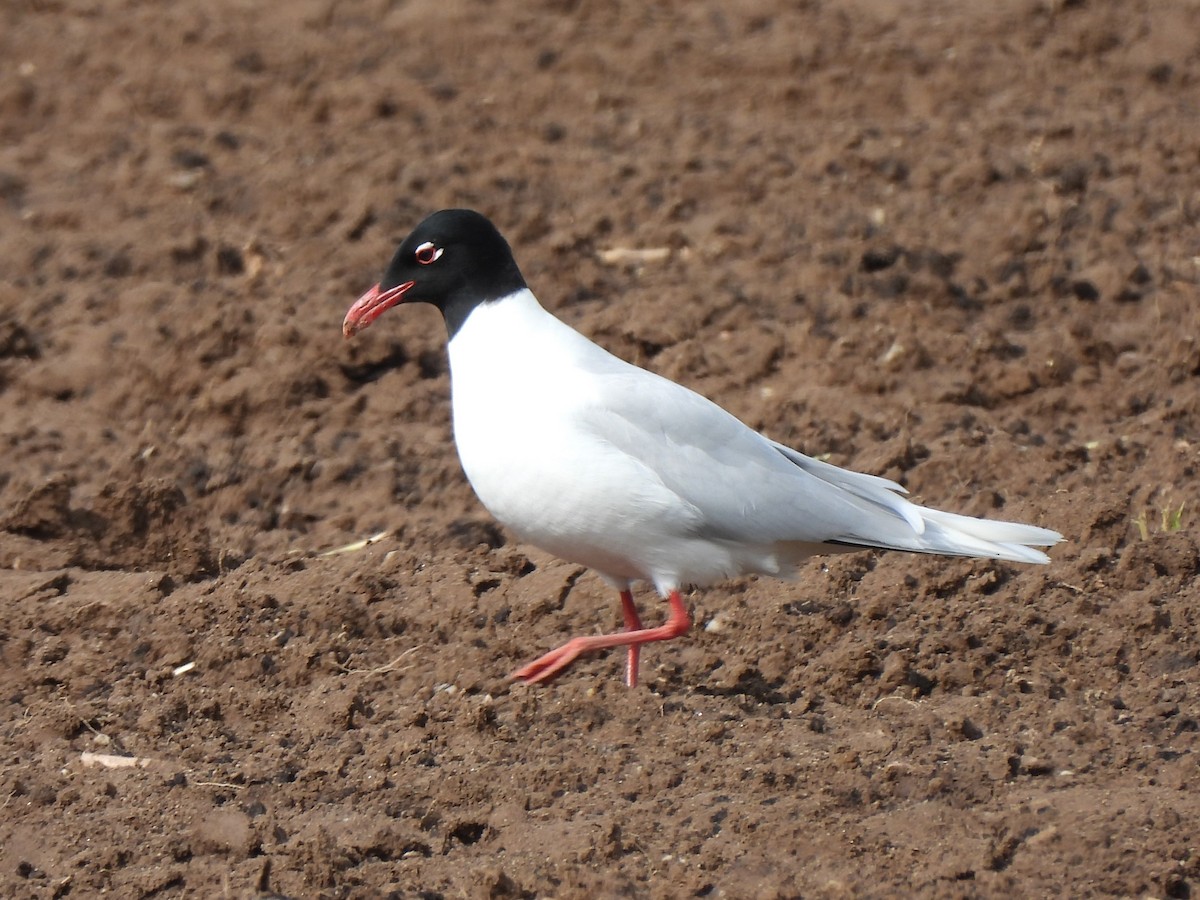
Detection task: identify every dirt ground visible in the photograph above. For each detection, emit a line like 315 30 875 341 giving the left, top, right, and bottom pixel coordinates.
2 0 1198 896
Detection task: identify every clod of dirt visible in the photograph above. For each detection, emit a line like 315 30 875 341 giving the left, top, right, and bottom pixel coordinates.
3 476 223 581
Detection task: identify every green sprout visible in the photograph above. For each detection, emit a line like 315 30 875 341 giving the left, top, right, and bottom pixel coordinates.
1134 510 1150 541
1134 501 1186 540
1161 501 1185 533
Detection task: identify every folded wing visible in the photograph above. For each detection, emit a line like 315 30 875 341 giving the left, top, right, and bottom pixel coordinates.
583 366 1061 566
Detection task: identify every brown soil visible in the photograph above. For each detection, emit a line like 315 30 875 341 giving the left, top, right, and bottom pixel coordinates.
2 1 1199 897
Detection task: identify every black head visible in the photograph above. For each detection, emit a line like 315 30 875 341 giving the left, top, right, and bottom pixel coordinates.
343 209 527 339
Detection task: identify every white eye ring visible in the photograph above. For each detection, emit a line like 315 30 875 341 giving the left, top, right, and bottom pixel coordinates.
415 241 444 265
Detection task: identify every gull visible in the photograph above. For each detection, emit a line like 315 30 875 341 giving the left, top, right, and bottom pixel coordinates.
343 209 1062 687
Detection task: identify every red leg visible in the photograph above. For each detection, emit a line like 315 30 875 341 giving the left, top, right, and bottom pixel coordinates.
510 589 691 687
619 590 643 688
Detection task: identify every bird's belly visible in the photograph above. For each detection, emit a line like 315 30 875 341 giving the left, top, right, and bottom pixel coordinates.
452 407 694 583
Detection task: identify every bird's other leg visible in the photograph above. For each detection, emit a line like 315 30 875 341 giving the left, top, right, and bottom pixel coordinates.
510 589 691 687
619 589 643 688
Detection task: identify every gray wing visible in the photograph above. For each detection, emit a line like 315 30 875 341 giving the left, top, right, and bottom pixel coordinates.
579 367 926 547
578 363 1060 563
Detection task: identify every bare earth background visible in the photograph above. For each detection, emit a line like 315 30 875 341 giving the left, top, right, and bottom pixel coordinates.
2 0 1199 897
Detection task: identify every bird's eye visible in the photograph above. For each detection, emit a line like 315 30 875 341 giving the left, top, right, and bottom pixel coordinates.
415 241 443 265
